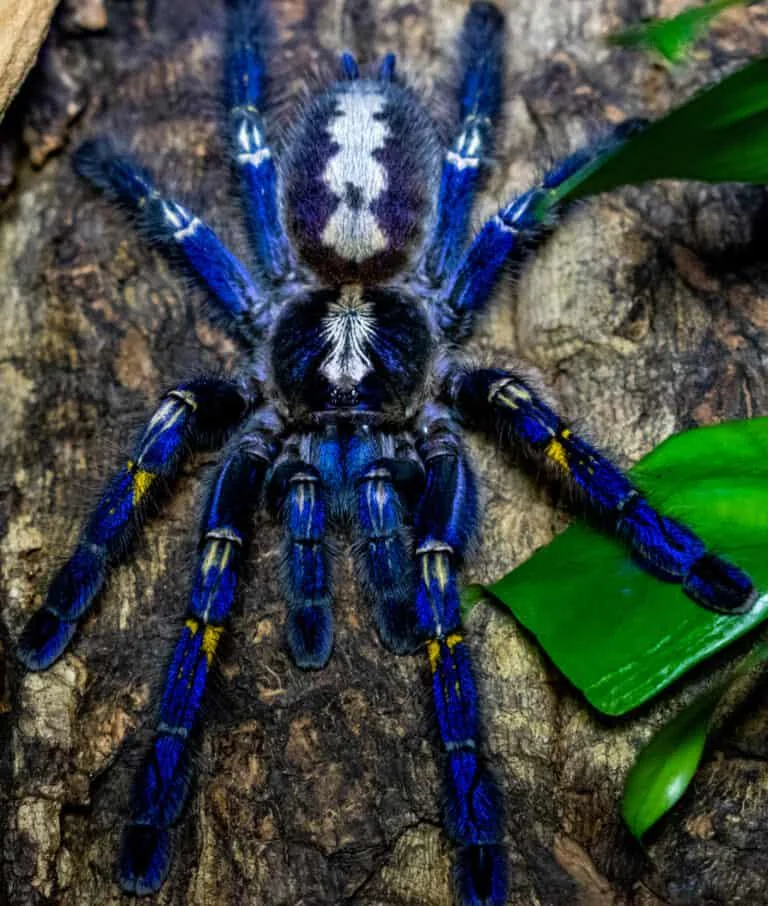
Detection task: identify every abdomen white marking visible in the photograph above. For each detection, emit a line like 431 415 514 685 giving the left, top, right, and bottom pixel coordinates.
321 90 390 262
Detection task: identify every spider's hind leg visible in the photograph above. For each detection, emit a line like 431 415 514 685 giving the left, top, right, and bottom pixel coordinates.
421 2 505 286
436 118 647 339
444 365 755 614
119 408 279 894
225 0 293 282
17 378 249 671
413 406 506 906
75 140 270 344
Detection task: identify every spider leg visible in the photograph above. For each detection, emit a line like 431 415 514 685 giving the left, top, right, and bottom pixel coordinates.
348 430 424 654
435 118 647 340
413 406 506 906
442 364 756 614
119 407 279 895
421 2 505 286
268 434 335 668
225 0 293 282
17 378 250 671
74 139 269 344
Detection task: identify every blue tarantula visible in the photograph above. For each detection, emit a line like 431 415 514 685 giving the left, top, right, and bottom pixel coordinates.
16 1 756 903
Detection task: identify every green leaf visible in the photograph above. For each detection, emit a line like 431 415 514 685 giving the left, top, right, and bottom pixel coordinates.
461 583 487 618
610 0 747 63
621 640 768 837
485 418 768 716
622 685 720 838
539 57 768 211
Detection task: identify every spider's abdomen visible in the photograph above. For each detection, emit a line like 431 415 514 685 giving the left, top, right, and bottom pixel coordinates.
283 80 440 283
271 286 433 415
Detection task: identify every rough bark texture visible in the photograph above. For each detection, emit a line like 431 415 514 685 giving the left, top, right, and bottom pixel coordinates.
0 0 58 118
3 1 768 905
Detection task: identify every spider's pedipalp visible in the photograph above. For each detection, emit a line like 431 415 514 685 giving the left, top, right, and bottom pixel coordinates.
120 410 279 894
422 1 505 286
269 438 335 668
413 409 506 906
75 138 270 343
444 365 756 615
17 378 249 672
348 431 421 654
225 0 293 282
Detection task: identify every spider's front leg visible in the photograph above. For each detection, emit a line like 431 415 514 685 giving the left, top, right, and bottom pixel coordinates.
119 406 280 894
442 365 755 613
17 378 250 671
414 407 506 906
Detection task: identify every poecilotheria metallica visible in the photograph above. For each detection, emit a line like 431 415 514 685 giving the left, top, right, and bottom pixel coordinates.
15 1 757 903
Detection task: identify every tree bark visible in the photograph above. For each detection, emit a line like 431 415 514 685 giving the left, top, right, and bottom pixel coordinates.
0 0 58 118
3 1 768 905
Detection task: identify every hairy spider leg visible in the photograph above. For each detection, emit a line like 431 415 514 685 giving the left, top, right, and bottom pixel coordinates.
225 0 293 282
436 119 647 339
445 366 756 614
17 379 249 672
422 2 505 285
348 430 423 654
414 407 506 906
538 117 647 191
269 435 335 668
119 409 279 895
74 139 269 344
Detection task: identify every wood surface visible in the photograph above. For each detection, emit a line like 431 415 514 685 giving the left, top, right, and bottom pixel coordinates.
3 1 768 904
0 0 58 118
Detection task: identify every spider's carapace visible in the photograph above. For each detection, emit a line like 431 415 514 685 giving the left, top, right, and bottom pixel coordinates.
271 285 433 415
